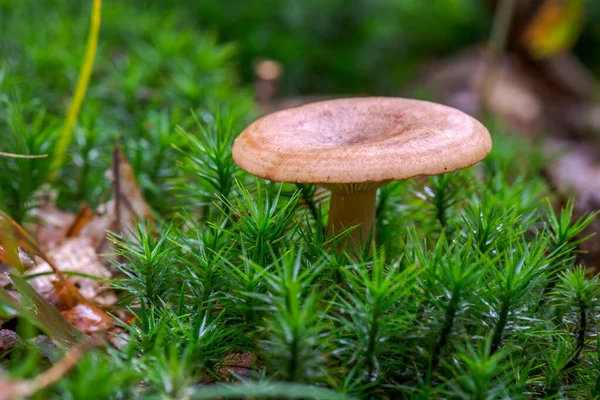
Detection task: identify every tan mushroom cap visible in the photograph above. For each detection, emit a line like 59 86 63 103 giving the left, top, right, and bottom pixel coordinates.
233 97 492 185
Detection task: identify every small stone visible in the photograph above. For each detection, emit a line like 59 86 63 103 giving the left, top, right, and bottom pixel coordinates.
0 329 23 353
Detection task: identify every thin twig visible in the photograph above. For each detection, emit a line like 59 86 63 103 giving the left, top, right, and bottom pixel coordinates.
0 338 99 400
29 339 93 391
0 151 48 159
112 141 122 234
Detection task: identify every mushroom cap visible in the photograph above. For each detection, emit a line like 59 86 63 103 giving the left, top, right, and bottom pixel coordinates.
233 97 492 185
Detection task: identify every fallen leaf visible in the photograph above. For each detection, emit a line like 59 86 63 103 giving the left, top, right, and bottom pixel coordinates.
1 144 154 340
51 278 114 334
76 210 114 252
1 214 114 338
108 145 154 230
79 144 154 257
60 303 113 333
27 238 117 306
481 69 542 134
27 143 154 259
0 210 56 274
28 201 76 253
522 0 584 59
0 213 29 273
544 139 600 268
65 204 94 238
217 352 256 382
6 273 85 349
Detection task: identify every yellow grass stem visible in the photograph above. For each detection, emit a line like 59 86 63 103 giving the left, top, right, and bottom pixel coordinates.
0 152 47 159
50 0 102 181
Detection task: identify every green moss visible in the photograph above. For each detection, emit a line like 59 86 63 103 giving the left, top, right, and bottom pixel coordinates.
1 2 600 399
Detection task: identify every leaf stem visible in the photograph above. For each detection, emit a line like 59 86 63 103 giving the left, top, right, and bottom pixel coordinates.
427 290 459 383
490 300 510 354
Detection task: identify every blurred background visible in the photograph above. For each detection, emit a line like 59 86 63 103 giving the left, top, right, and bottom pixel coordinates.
2 1 600 116
2 1 599 127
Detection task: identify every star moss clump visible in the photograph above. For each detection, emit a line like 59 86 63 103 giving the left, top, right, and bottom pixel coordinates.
1 1 600 399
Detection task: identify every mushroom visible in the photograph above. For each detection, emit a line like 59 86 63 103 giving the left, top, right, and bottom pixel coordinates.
232 97 492 251
254 59 283 106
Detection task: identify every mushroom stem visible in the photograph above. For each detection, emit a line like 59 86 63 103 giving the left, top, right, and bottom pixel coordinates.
328 188 377 251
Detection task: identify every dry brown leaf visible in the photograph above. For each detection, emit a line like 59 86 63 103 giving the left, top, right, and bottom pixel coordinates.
65 205 94 238
79 144 154 258
60 304 113 333
0 211 40 274
481 70 542 135
77 211 114 253
544 139 600 268
107 145 154 230
0 212 115 334
28 203 76 253
51 278 114 334
3 144 153 336
521 0 584 59
26 238 117 306
29 144 154 257
217 353 256 382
